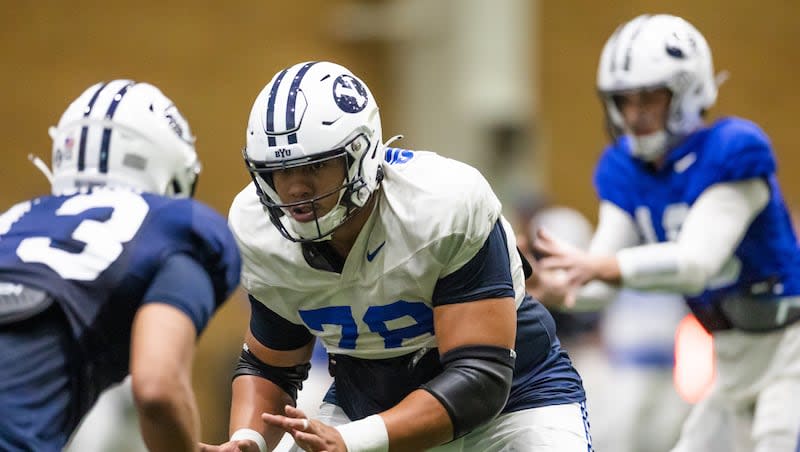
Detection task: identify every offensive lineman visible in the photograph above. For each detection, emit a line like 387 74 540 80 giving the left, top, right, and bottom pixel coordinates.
201 61 593 452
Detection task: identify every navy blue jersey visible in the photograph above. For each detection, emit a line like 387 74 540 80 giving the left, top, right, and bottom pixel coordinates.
594 117 800 310
0 188 241 390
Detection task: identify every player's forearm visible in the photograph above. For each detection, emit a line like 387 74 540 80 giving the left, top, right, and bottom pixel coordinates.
580 203 634 286
342 343 514 451
587 254 622 284
230 375 295 450
616 179 769 293
135 377 200 452
347 389 452 452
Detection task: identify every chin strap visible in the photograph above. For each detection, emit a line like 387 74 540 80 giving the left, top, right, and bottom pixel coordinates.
629 130 669 162
28 154 53 183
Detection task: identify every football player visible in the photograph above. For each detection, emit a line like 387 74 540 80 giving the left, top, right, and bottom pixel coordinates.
532 14 800 452
201 61 593 452
0 80 241 451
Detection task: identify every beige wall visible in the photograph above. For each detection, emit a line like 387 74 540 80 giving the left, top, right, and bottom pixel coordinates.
1 1 391 210
539 1 800 219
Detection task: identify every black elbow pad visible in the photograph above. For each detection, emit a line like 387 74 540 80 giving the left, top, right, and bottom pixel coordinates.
233 346 310 401
421 345 516 439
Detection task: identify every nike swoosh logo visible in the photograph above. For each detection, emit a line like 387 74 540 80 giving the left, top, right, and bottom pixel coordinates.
366 241 386 262
322 116 342 126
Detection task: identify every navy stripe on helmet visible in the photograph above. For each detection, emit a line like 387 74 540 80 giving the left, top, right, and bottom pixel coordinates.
285 62 317 145
606 25 624 73
77 82 108 171
99 82 136 173
622 15 649 71
265 69 289 147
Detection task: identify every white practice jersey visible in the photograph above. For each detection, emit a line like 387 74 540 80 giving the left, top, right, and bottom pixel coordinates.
229 150 526 359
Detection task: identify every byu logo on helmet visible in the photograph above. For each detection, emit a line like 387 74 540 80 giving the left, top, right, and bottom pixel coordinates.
333 75 369 113
164 105 192 143
664 29 697 60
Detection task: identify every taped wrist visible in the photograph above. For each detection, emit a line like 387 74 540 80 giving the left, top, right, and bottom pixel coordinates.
420 345 516 439
230 428 267 452
233 345 310 400
335 414 389 452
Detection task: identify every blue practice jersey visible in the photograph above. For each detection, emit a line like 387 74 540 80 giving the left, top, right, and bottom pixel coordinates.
0 188 241 390
594 117 800 310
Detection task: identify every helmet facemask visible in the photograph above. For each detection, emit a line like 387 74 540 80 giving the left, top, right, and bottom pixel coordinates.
245 131 382 242
600 86 677 162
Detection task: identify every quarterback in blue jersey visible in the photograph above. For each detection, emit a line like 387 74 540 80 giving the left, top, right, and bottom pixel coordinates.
533 14 800 452
0 80 241 452
200 61 592 452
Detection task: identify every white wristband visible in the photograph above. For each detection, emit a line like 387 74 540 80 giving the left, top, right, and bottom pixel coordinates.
230 428 267 452
335 414 389 452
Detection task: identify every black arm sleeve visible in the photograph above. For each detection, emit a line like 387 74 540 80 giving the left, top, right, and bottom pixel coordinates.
420 345 516 439
233 347 311 401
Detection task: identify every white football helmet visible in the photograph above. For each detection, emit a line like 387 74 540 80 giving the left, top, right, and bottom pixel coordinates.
243 61 384 242
49 80 200 197
597 14 718 161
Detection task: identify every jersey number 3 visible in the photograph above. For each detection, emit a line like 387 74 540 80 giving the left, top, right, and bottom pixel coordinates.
15 192 149 280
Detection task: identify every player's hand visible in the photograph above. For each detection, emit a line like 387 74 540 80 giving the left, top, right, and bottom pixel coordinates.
527 265 574 308
262 405 347 452
198 439 260 452
532 228 612 307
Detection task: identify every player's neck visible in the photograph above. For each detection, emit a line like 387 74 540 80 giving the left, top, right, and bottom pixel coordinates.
329 192 379 258
651 154 668 170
